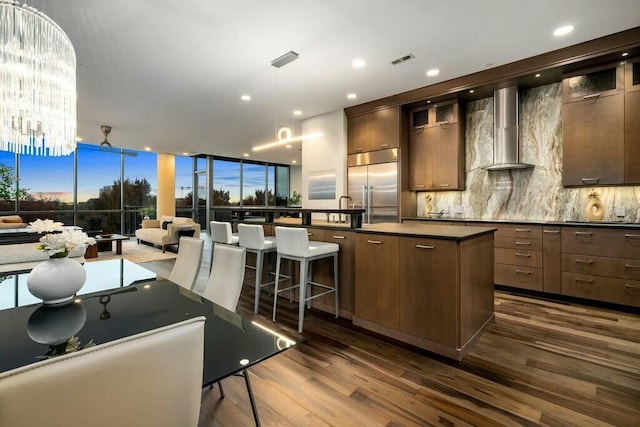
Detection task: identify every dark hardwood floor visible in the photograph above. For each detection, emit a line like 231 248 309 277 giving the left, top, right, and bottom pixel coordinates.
196 282 640 426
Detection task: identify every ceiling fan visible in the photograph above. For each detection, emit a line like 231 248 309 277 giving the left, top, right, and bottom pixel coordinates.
80 125 138 156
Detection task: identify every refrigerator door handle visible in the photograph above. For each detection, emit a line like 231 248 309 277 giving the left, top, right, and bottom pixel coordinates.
361 185 367 224
367 185 373 224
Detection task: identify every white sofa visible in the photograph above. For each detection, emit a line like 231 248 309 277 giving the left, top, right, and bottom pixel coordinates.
0 243 86 274
135 216 201 252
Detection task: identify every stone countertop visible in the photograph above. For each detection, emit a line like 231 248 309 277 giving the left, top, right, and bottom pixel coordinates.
358 222 495 240
403 217 640 229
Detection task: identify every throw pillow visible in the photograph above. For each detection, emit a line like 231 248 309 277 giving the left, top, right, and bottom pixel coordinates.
161 220 173 230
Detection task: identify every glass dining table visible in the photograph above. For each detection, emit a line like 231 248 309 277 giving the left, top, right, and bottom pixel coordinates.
0 259 294 426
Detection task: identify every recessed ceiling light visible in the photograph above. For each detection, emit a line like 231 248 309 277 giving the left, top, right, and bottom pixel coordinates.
243 153 249 157
241 94 251 101
553 25 574 36
286 144 292 148
469 89 474 94
293 110 302 116
144 147 151 151
182 152 189 156
352 58 366 68
292 160 297 164
427 100 431 104
426 69 440 77
622 52 629 57
347 93 358 100
535 73 541 78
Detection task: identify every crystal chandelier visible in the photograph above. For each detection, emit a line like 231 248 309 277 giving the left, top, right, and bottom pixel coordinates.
0 0 76 156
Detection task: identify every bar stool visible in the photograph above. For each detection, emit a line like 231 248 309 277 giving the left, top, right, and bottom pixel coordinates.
237 223 277 314
209 221 239 271
272 226 339 333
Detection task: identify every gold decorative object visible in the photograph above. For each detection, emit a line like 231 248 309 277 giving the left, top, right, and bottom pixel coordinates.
585 191 604 221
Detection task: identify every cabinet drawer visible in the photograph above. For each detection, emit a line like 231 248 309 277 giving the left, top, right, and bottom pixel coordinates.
562 272 640 307
494 224 542 239
495 236 542 251
562 227 640 258
495 248 542 267
562 254 640 281
495 263 543 291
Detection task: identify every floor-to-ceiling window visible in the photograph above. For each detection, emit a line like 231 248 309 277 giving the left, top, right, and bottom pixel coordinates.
212 158 241 206
124 150 157 234
176 155 194 218
76 144 123 233
242 162 266 206
17 151 74 225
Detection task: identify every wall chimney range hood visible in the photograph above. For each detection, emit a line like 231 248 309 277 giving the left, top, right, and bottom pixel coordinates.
483 87 534 171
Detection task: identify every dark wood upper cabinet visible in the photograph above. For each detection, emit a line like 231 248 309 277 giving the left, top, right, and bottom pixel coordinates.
408 127 431 191
561 61 627 186
347 113 372 154
562 93 624 186
625 58 640 184
370 107 400 151
562 62 624 103
347 107 400 154
408 100 464 191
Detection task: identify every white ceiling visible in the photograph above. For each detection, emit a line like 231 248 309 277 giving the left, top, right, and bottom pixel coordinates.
28 0 640 164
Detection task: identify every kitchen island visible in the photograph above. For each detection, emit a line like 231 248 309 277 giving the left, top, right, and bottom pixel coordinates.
353 222 496 360
231 214 495 360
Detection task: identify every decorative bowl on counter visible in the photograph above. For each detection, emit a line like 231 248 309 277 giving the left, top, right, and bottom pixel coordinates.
428 211 444 218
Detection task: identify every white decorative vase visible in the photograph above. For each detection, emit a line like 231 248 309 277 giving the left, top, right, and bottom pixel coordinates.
27 257 87 305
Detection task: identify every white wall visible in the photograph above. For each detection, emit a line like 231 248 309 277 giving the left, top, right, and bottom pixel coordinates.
301 110 347 216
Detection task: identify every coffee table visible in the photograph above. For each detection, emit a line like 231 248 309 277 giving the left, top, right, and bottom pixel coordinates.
94 234 129 255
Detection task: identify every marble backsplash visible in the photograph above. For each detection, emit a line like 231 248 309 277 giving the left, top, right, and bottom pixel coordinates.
417 82 640 223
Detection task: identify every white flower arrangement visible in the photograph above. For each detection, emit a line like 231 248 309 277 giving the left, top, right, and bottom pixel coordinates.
27 219 97 258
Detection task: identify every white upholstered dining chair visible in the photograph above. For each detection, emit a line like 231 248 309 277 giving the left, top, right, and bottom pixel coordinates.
209 220 239 271
197 243 246 312
0 317 206 427
169 236 204 290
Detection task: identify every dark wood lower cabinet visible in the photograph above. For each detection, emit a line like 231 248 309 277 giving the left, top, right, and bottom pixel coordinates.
354 234 400 329
399 237 458 348
354 229 495 360
310 230 357 319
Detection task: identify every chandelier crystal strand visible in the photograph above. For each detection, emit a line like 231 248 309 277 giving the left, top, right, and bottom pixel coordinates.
0 0 76 156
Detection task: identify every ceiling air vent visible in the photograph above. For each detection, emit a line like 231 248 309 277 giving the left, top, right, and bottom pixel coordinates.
271 51 299 68
390 53 415 65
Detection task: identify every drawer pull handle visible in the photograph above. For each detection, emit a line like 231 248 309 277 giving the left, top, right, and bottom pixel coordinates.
543 230 560 234
515 269 531 275
625 264 640 269
307 233 313 236
367 240 382 245
515 253 531 257
575 232 593 236
439 184 450 187
625 234 640 239
415 244 435 250
439 121 451 127
581 177 600 184
583 93 601 100
515 228 531 233
415 184 426 188
575 278 593 284
332 235 345 239
625 284 640 292
575 259 593 265
380 144 389 149
515 241 531 246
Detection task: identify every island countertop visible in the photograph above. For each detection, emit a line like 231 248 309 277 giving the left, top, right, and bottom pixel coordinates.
358 222 496 240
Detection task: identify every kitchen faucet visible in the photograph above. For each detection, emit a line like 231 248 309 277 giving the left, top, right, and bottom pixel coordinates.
339 195 352 223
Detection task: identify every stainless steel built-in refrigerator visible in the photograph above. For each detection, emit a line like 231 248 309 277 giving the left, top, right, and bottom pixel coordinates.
347 149 398 224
